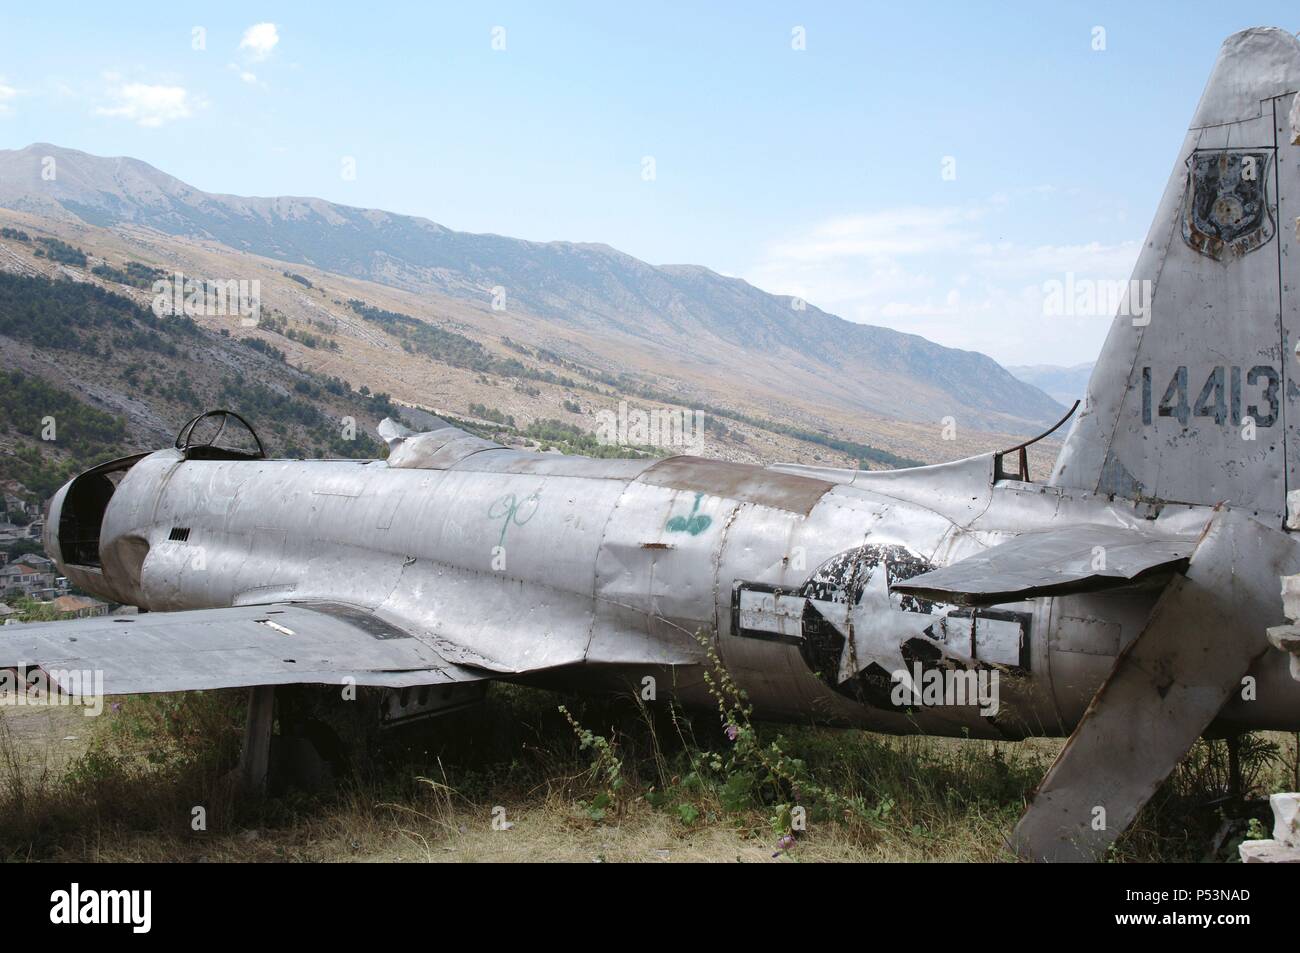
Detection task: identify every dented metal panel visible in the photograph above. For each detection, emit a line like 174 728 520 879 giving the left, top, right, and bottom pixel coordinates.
380 418 504 469
893 525 1195 605
588 479 730 666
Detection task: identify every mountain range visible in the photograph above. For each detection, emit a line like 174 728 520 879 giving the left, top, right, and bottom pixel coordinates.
1006 363 1095 407
0 143 1064 443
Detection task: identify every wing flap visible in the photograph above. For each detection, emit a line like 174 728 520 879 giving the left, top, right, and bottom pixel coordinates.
0 602 488 695
892 526 1195 606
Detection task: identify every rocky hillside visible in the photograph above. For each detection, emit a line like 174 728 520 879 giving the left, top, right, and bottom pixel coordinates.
0 143 1063 434
0 269 395 501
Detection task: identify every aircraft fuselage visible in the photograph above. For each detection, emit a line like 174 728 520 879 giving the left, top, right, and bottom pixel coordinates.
45 442 1300 740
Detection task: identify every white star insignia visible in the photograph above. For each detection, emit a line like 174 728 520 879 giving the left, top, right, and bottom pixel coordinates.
810 564 939 683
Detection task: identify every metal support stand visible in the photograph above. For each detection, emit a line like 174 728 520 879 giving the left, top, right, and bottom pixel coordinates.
238 685 275 794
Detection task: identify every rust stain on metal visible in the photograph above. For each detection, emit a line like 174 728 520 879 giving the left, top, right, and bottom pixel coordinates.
640 456 833 515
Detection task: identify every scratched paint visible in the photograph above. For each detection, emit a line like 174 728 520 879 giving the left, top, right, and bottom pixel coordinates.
1182 149 1275 260
800 545 928 686
787 543 1023 714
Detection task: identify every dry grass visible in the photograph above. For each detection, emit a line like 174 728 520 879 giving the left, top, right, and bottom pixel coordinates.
0 685 1294 863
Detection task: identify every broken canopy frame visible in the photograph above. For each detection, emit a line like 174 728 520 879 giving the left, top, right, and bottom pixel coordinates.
174 409 267 461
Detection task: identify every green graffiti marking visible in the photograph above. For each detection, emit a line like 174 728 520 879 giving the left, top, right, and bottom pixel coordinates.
488 491 540 546
666 492 712 535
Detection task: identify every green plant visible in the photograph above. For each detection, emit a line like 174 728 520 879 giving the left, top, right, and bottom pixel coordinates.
558 705 625 822
690 629 887 841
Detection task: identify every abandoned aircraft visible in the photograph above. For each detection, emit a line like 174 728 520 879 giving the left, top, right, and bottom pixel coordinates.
6 26 1300 862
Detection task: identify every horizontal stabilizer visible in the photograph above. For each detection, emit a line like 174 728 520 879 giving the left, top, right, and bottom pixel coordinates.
891 526 1195 606
0 602 488 695
1012 508 1299 861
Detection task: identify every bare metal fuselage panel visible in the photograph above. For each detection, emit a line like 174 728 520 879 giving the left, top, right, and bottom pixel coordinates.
28 433 1296 743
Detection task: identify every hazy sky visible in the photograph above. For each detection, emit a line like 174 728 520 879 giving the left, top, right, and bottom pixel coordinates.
1 3 1296 365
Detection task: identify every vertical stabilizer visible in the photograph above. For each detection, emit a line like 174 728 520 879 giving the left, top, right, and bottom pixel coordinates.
1051 28 1300 524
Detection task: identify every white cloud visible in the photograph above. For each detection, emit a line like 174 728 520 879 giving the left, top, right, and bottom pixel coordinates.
0 80 17 118
744 197 1143 366
239 22 280 61
765 207 984 261
970 240 1140 277
227 63 259 84
95 80 198 127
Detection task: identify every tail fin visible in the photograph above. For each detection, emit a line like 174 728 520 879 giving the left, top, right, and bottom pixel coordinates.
1051 28 1300 524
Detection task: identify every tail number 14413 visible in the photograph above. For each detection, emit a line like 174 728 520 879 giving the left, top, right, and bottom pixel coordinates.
1140 365 1278 428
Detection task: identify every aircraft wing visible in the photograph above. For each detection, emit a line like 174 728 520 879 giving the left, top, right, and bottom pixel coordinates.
0 602 489 695
891 526 1196 606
